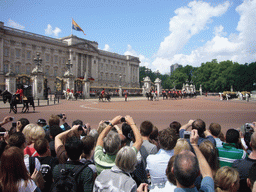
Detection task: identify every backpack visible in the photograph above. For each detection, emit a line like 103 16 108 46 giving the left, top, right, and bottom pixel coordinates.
29 157 45 190
50 161 92 192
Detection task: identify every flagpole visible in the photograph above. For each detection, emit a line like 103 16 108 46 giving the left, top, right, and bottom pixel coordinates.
71 18 73 36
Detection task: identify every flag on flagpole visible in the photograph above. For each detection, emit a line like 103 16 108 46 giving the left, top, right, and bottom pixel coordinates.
72 18 86 35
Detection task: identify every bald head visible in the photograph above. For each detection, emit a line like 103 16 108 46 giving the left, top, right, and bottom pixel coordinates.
174 150 199 187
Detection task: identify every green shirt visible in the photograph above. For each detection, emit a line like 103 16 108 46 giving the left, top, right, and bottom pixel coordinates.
94 145 138 175
217 143 247 167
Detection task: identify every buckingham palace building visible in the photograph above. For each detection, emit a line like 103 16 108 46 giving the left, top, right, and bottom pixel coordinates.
0 21 140 94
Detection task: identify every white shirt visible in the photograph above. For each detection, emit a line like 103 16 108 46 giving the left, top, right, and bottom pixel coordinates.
17 179 37 192
146 149 174 184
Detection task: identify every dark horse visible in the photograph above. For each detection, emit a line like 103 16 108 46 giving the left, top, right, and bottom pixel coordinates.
98 93 111 102
146 92 153 101
1 90 35 113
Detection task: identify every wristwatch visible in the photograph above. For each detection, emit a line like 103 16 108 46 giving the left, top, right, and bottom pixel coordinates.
108 122 114 127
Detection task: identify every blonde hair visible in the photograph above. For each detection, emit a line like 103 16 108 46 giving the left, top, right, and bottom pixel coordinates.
215 166 240 192
199 140 219 174
174 138 191 155
22 124 45 145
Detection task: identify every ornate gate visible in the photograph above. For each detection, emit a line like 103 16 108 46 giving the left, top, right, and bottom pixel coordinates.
16 75 32 96
75 78 83 93
55 77 63 97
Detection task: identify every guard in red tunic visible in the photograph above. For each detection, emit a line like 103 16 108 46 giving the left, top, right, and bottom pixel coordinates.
67 88 70 93
125 91 128 102
101 88 105 96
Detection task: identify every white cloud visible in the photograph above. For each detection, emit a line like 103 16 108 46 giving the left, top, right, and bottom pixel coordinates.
7 19 25 30
124 45 151 68
151 0 256 74
103 44 111 51
45 24 61 37
157 1 230 58
214 25 227 37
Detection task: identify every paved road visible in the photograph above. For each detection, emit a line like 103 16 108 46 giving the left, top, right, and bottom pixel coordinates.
0 96 255 134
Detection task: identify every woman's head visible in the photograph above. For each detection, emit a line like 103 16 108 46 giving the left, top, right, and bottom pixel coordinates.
174 138 191 155
215 166 240 192
22 123 45 145
0 146 29 189
166 155 177 185
199 140 219 173
115 146 137 173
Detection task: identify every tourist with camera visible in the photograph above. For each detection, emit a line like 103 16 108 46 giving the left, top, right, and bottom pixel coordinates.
94 115 142 174
233 131 256 192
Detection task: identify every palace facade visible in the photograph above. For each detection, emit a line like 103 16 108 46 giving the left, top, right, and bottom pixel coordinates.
0 21 140 92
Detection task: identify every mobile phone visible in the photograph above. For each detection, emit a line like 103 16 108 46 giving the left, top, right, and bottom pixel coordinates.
0 132 6 136
9 117 14 121
184 131 191 139
12 122 17 128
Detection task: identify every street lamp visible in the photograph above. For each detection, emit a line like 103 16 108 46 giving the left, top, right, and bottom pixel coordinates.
66 59 73 73
34 53 42 69
119 74 122 86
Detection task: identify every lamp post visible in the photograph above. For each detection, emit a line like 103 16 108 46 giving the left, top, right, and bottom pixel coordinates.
34 53 42 70
119 74 122 97
66 59 73 74
119 74 122 86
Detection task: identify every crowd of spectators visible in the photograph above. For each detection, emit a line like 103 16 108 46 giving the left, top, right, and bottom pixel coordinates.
0 114 256 192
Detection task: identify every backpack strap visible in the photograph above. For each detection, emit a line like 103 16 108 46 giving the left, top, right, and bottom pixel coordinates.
29 156 36 175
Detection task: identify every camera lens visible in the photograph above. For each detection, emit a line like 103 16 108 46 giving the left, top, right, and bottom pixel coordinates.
121 117 126 122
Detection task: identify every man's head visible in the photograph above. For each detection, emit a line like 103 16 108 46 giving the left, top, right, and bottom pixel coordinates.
17 118 30 132
250 132 256 151
8 132 26 150
103 131 121 155
209 123 221 137
192 119 206 138
48 115 60 127
159 128 178 150
72 119 83 126
226 129 240 144
65 136 83 160
122 123 134 141
37 119 47 127
34 138 50 156
49 125 63 139
173 150 199 188
247 163 256 190
140 121 153 137
169 121 181 135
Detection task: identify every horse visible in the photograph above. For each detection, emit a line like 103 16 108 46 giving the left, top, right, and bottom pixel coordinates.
1 90 35 113
162 92 168 100
63 90 75 100
146 92 153 101
98 93 111 102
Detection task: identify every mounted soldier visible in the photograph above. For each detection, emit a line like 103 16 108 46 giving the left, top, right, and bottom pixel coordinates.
15 85 24 104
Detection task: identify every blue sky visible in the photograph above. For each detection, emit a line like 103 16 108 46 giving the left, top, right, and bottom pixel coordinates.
1 0 256 74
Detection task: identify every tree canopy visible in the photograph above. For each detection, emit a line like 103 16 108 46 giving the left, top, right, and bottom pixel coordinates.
139 60 256 92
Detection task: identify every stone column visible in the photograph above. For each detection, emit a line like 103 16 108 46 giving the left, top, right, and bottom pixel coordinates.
5 72 16 93
143 76 151 93
200 84 202 96
154 78 161 100
31 70 44 99
83 80 90 99
119 85 122 97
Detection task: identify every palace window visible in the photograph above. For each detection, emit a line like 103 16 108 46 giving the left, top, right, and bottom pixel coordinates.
15 65 20 74
16 49 21 58
4 48 9 57
26 65 31 75
46 54 49 62
27 51 31 60
3 64 8 74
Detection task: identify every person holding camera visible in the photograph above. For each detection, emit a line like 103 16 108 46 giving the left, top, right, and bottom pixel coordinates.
94 115 142 175
233 131 256 192
179 119 216 147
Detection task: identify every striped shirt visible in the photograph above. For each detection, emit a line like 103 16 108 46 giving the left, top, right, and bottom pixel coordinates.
217 143 247 167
